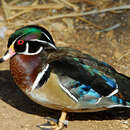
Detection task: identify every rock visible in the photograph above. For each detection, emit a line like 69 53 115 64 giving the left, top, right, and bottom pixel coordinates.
50 22 66 32
0 26 8 39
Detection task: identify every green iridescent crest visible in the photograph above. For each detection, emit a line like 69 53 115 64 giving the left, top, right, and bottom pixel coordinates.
11 26 41 39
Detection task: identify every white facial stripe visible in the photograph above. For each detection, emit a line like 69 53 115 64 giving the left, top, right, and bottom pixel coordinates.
30 39 56 49
28 47 43 55
31 64 50 91
25 42 29 53
19 42 43 55
42 32 51 41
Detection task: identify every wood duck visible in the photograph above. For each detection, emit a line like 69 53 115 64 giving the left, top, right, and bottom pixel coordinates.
0 25 130 130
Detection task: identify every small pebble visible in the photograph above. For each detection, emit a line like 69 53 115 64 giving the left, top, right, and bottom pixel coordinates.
52 9 57 13
122 120 128 124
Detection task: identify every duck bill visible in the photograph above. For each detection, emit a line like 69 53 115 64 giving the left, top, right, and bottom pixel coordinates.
0 44 16 63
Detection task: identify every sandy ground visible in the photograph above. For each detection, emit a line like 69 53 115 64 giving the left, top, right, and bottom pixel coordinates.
0 1 130 130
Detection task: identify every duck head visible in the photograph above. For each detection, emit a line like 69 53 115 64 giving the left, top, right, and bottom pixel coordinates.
0 25 56 63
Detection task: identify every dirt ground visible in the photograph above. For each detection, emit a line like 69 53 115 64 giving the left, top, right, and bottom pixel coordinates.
0 0 130 130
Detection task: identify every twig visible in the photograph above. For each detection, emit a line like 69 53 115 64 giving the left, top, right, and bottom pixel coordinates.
52 0 61 4
25 4 130 25
9 0 19 5
1 0 9 19
0 23 5 27
69 0 96 5
78 17 103 29
32 0 39 5
98 23 121 32
60 0 79 11
7 0 42 21
8 3 64 10
7 10 31 21
41 0 47 4
118 50 130 61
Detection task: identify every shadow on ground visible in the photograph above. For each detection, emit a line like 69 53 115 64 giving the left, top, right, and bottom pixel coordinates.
0 70 130 121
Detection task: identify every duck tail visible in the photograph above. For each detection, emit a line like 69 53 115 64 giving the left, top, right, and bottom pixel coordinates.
115 72 130 103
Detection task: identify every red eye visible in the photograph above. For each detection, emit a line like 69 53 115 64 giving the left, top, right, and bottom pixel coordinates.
17 40 24 45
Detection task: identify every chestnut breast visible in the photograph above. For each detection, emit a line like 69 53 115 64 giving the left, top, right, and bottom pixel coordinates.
10 55 41 91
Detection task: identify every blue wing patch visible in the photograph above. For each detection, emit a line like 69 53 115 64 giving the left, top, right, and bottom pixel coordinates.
69 81 101 104
101 75 117 89
73 83 100 98
111 95 124 104
80 62 118 96
58 75 130 107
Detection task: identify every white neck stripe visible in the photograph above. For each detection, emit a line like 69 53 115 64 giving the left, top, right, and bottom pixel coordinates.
31 64 50 91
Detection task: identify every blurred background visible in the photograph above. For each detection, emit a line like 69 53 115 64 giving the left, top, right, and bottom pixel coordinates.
0 0 130 130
